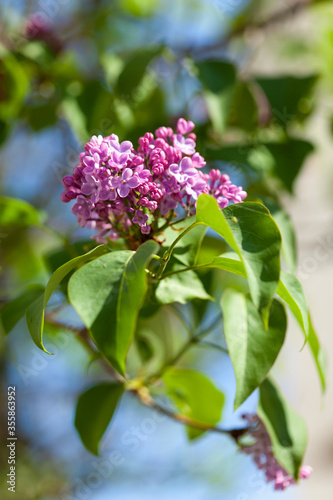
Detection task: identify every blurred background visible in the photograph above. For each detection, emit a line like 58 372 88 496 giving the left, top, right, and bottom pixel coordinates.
0 0 333 498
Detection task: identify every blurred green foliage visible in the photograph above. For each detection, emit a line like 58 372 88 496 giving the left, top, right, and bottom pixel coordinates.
0 0 332 496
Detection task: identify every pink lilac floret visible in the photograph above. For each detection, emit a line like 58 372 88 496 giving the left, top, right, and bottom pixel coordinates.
61 118 247 244
240 414 312 491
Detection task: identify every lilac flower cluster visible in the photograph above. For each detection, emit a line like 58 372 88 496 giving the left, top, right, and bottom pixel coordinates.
241 415 312 491
61 118 247 245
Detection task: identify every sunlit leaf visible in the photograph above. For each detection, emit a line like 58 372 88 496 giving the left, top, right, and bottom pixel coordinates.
68 240 159 375
0 54 29 120
26 245 108 353
265 200 297 273
196 195 281 322
119 0 158 17
163 367 224 440
185 248 325 391
0 196 44 228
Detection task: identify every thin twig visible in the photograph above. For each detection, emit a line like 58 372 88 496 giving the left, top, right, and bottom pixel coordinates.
132 389 248 442
44 316 125 382
146 312 223 382
197 340 229 354
167 304 194 340
187 0 315 57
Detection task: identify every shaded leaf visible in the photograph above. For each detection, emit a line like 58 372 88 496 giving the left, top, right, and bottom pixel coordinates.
264 140 315 192
155 270 212 305
163 217 207 267
24 102 58 131
197 60 237 132
116 48 160 97
75 383 124 455
205 138 315 191
229 81 258 131
222 290 287 409
1 285 45 335
256 75 318 125
258 378 308 480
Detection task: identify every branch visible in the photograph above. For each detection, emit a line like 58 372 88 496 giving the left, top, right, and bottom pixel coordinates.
132 388 248 442
189 0 316 57
146 312 224 382
230 0 314 38
44 316 125 382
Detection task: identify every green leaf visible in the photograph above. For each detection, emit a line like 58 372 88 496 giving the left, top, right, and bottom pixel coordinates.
119 0 158 17
155 270 212 305
162 217 207 267
75 383 124 455
0 54 29 120
197 251 326 391
308 314 327 392
61 97 89 143
1 285 45 335
196 60 237 132
265 200 297 273
0 196 44 228
24 102 58 131
116 48 160 97
222 290 287 409
258 378 308 480
44 240 98 274
264 140 315 192
276 271 309 339
196 235 228 266
0 118 9 146
277 274 326 391
26 245 107 353
205 139 315 191
68 240 159 375
163 367 224 440
196 195 281 321
202 254 307 339
229 81 258 131
256 75 318 125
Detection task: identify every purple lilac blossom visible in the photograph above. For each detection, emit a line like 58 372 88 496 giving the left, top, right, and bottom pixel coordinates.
61 118 247 244
240 414 312 491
